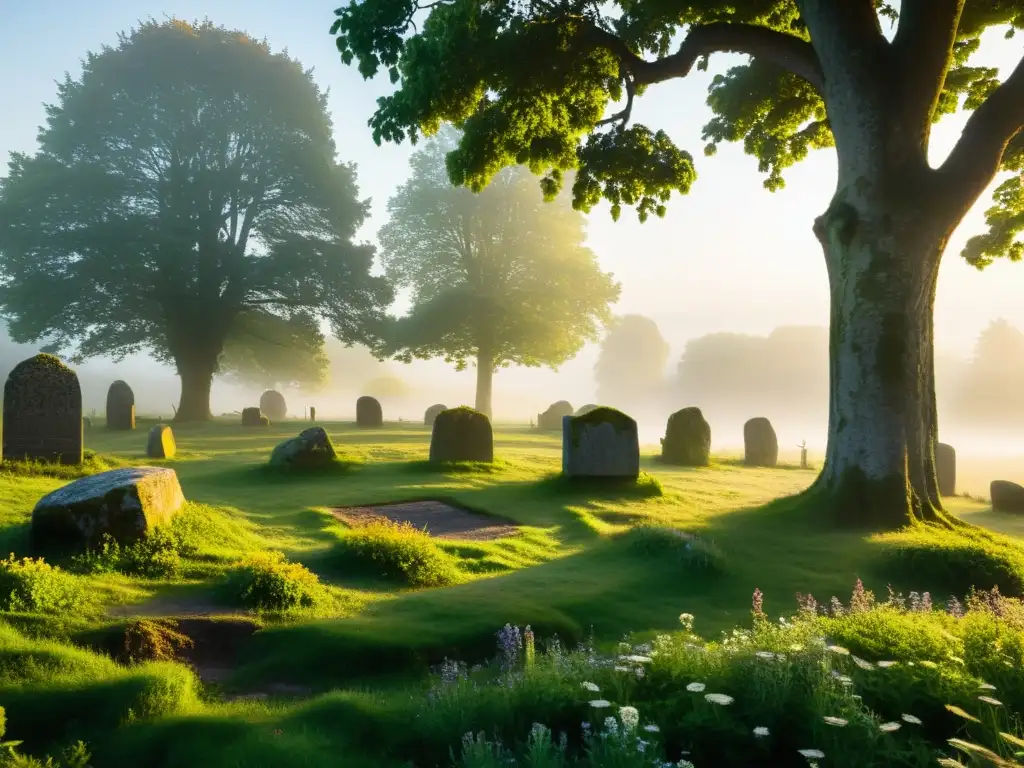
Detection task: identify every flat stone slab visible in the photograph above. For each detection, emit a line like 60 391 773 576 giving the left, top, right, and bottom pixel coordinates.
331 500 518 541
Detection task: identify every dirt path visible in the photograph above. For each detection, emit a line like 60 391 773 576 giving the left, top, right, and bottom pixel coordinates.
332 499 519 541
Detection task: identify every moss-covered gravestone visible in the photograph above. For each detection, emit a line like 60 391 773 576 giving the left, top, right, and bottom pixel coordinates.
661 407 711 467
146 425 176 459
743 417 778 467
260 389 287 422
242 407 269 427
538 400 573 431
562 407 639 479
356 396 383 427
429 407 493 463
992 480 1024 514
424 403 447 426
106 380 136 430
2 354 83 465
936 442 956 497
574 404 599 416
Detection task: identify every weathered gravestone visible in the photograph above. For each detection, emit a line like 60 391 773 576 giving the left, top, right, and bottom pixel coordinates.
430 407 493 463
269 427 337 469
743 417 778 467
242 407 269 427
424 403 447 427
562 407 639 479
936 443 956 497
106 380 136 430
146 425 176 459
991 480 1024 514
2 354 83 465
31 466 185 554
538 400 574 431
260 389 287 422
310 406 316 422
661 407 711 466
356 396 383 427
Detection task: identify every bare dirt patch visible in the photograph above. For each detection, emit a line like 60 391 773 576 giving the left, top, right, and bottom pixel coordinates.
331 499 519 541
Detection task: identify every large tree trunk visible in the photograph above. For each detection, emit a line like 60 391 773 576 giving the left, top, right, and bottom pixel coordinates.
174 352 219 422
475 347 495 418
811 191 962 530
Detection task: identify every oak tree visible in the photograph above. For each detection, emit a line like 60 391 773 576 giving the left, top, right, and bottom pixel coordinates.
331 0 1024 528
0 19 392 421
217 311 330 392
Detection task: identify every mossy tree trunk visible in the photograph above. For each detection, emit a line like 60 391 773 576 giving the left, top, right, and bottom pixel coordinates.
168 309 231 423
475 346 495 418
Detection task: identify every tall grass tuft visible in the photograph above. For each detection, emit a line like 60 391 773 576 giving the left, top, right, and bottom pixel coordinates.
334 516 463 587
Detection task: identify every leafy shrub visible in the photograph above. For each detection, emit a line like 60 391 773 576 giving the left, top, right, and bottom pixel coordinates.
335 517 462 587
71 529 183 579
0 556 83 613
226 551 324 611
119 619 194 664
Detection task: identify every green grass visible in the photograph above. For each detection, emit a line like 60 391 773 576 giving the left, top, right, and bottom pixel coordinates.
1 418 1023 766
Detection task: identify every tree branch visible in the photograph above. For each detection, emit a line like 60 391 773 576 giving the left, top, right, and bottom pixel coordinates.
589 22 825 94
937 52 1024 216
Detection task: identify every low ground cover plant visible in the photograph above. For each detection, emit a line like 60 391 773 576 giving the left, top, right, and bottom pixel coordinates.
335 516 463 587
0 556 83 614
225 551 325 611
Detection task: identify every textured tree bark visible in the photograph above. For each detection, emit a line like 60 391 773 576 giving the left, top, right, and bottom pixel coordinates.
475 347 495 418
174 352 218 422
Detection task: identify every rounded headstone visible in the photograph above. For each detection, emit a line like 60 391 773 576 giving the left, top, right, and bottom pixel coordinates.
146 425 176 459
743 417 778 467
936 442 956 497
356 396 383 427
424 403 448 426
538 400 574 431
991 480 1024 514
661 407 711 466
574 404 599 417
430 407 493 463
2 354 83 465
242 407 267 427
562 406 639 479
106 380 136 431
260 389 287 422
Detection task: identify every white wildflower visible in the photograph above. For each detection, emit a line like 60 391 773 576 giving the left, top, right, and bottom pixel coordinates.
678 761 695 768
755 651 776 660
581 681 600 692
614 665 628 672
753 726 770 737
852 655 874 670
644 723 660 733
619 706 640 730
589 699 611 708
978 695 1003 706
798 749 825 759
826 645 850 655
635 666 646 679
604 716 618 732
531 723 549 739
876 660 897 668
686 682 706 692
978 682 997 691
705 692 734 705
879 722 901 732
625 655 653 663
823 716 848 726
901 714 922 725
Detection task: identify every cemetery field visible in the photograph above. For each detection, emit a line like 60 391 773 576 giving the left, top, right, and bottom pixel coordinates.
1 419 1023 767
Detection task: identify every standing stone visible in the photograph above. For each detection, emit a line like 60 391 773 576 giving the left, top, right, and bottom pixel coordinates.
241 407 268 427
356 396 383 427
936 442 956 497
260 390 287 422
661 407 711 466
269 427 337 469
992 480 1024 514
146 425 176 459
310 406 316 422
424 403 447 426
743 417 778 467
2 354 83 465
562 407 639 479
430 407 493 463
106 380 136 430
30 466 185 554
538 401 574 431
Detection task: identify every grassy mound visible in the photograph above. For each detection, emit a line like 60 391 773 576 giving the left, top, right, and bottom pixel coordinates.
0 451 125 481
334 517 463 587
225 551 325 612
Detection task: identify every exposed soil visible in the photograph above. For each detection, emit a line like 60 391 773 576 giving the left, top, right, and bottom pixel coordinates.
331 499 519 541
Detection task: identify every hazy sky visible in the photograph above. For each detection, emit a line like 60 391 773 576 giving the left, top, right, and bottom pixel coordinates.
2 1 1023 417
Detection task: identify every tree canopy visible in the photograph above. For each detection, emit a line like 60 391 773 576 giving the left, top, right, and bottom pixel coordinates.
594 315 670 407
217 311 329 392
0 19 393 421
377 127 620 415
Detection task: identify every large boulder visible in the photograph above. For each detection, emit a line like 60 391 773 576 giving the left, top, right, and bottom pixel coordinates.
269 427 338 469
241 407 269 427
538 400 574 431
743 417 778 467
146 425 176 459
356 396 383 427
661 407 711 466
936 443 956 497
260 390 287 422
429 407 493 463
30 466 185 554
105 380 136 431
992 480 1024 514
562 407 639 479
424 403 448 427
2 353 83 465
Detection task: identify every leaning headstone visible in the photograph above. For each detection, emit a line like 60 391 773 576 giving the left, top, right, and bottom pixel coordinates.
936 443 956 497
661 407 711 466
2 354 83 465
146 425 176 459
260 390 287 422
269 427 337 469
991 480 1024 514
538 400 574 431
30 466 185 554
241 407 268 427
424 403 447 426
356 396 383 427
430 407 493 463
105 380 135 430
562 407 639 479
743 417 778 467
